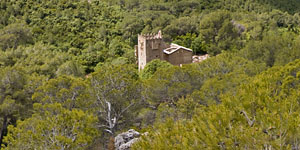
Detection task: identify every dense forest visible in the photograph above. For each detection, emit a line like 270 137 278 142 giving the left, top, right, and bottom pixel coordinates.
1 0 300 149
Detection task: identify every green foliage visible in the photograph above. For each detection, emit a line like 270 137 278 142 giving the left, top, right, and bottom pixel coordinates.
90 64 141 134
191 36 206 54
1 0 300 149
116 14 144 43
133 59 300 149
191 73 249 105
141 53 265 126
143 52 265 107
3 103 99 150
0 67 39 147
143 66 193 107
1 0 300 71
187 52 266 105
56 60 85 77
199 10 240 55
0 23 33 50
0 0 126 71
0 67 32 119
32 76 92 111
241 30 300 67
164 16 199 40
173 33 197 53
140 59 172 79
0 43 70 77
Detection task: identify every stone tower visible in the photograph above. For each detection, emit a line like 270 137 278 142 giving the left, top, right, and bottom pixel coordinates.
135 30 168 70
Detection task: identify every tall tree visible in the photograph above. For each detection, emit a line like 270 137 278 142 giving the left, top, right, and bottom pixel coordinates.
3 103 99 150
199 10 240 55
90 64 141 135
0 67 31 147
32 76 93 111
0 23 33 50
133 59 300 150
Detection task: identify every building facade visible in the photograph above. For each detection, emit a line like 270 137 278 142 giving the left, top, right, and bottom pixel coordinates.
135 31 193 70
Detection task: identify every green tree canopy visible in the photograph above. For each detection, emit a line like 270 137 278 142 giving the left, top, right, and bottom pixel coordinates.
0 23 33 50
32 76 93 111
199 10 241 55
90 64 141 135
4 103 99 150
140 59 172 80
133 59 300 150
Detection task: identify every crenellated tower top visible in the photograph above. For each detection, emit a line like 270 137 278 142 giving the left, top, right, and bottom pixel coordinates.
138 30 162 40
135 30 193 71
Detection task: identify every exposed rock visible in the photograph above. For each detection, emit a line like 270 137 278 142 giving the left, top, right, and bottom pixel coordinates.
231 20 246 34
192 54 209 63
115 129 140 150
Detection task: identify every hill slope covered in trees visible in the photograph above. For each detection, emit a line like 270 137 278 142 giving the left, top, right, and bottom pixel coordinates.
1 0 300 149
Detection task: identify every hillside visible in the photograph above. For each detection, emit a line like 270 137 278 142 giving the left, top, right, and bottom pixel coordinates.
0 0 300 149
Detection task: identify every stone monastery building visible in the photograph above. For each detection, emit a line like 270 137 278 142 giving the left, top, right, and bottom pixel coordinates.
135 31 193 70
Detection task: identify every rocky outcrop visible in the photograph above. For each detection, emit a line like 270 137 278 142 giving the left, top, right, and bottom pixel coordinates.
114 129 140 150
193 54 209 63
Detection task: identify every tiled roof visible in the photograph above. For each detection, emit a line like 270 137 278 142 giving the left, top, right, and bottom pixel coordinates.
163 43 192 55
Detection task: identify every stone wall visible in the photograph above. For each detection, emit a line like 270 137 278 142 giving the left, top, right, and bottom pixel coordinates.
136 31 193 70
137 31 168 70
165 48 193 66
